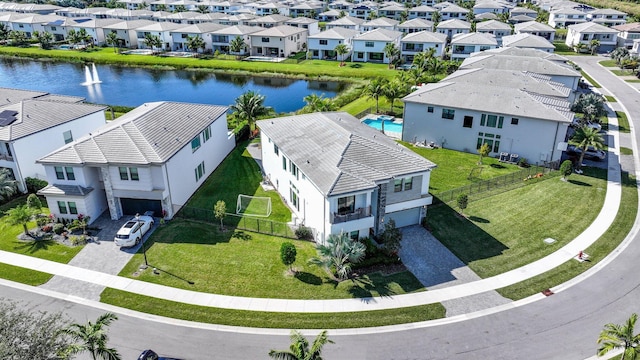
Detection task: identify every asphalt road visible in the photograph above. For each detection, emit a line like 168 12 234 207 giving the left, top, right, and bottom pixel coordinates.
4 56 640 360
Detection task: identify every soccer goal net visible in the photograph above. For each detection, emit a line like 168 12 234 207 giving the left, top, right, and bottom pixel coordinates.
236 194 272 217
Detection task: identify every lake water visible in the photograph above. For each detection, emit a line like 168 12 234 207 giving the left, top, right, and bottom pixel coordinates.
0 58 348 113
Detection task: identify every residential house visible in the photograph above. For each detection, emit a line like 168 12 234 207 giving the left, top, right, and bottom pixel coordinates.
351 28 403 63
255 3 290 17
219 14 258 26
70 18 123 46
0 89 106 193
257 112 436 242
508 14 536 24
407 5 435 20
164 11 202 25
361 17 399 32
325 16 365 31
475 19 512 45
473 0 512 15
327 0 351 12
210 25 261 54
400 30 447 62
450 32 497 60
116 0 147 11
434 3 470 20
319 9 341 22
478 46 570 63
37 102 235 224
249 25 307 57
248 14 291 28
289 2 323 19
285 17 320 36
397 18 434 34
514 20 555 41
566 22 618 52
7 14 66 38
210 1 243 14
502 33 555 52
475 12 499 21
436 19 471 41
308 27 360 60
101 20 156 48
377 4 407 21
548 7 587 28
402 79 573 164
170 22 226 52
348 2 378 20
509 7 537 19
614 22 640 49
587 8 627 27
136 22 184 51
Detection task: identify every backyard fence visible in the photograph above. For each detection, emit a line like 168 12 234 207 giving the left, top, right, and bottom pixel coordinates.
433 162 560 205
176 206 299 239
353 107 374 119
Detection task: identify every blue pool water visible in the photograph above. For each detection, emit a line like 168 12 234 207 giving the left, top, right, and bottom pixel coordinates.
362 118 403 133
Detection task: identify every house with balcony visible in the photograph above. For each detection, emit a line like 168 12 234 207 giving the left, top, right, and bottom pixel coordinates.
549 7 587 28
566 22 618 52
249 25 307 57
514 20 555 41
348 3 378 20
473 0 512 15
351 28 403 63
407 5 435 20
255 3 289 17
398 18 434 34
0 89 106 193
377 4 406 21
101 19 156 48
436 19 472 41
248 14 291 28
218 14 258 26
319 9 341 22
169 22 225 52
502 33 555 52
325 16 365 31
36 101 234 224
136 21 184 51
435 3 470 20
587 8 627 27
308 27 359 60
289 2 323 19
285 17 320 36
614 22 640 49
509 7 537 19
450 32 498 60
361 17 399 32
210 25 261 54
475 19 512 45
400 30 447 62
70 18 125 45
257 112 436 242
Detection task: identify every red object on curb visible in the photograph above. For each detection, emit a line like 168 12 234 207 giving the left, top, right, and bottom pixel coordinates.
542 289 554 296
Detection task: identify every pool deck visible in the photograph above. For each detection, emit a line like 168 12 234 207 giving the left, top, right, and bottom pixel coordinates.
361 114 403 139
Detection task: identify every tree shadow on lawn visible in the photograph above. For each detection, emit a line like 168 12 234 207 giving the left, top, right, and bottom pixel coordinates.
568 179 593 187
151 219 240 246
13 238 57 254
294 271 323 286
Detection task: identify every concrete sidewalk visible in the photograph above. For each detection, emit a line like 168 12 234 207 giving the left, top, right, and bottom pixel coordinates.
0 110 623 313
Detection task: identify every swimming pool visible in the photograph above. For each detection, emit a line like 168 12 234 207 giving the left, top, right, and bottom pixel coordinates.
362 118 403 133
122 49 154 55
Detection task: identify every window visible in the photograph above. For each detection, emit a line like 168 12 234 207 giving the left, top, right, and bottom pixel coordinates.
191 136 201 152
394 178 403 192
274 144 279 155
350 230 359 240
427 106 434 113
442 108 455 120
486 115 497 127
64 167 75 180
194 161 205 181
481 114 504 128
463 116 473 128
262 37 270 42
290 160 299 180
289 187 299 211
68 202 78 215
404 177 413 190
63 130 73 144
202 126 211 142
511 118 519 125
337 196 355 215
58 201 68 214
319 39 327 45
119 167 129 180
282 156 287 170
129 167 139 181
405 43 415 50
477 133 500 153
365 41 374 47
55 166 65 180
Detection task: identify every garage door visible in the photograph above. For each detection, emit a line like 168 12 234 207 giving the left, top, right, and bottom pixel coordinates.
386 208 421 228
120 198 162 217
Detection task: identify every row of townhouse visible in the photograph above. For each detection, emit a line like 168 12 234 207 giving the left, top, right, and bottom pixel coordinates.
401 47 581 166
531 0 628 28
0 86 235 224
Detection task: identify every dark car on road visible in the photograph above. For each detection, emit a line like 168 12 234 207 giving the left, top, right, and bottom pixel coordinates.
138 349 183 360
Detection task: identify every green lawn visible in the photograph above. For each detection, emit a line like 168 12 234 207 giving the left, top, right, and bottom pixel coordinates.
581 70 602 88
117 218 424 299
599 60 617 67
621 147 633 156
617 111 631 134
604 95 616 102
425 168 607 278
399 141 521 193
498 172 637 300
611 69 635 76
625 79 640 83
554 41 577 55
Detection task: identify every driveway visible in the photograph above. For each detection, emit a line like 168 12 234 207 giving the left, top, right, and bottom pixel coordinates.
39 213 158 301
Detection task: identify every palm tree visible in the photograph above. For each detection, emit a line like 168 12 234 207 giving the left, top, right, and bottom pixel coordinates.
338 10 346 18
308 232 365 281
196 4 209 13
0 23 8 41
230 35 246 59
5 204 36 236
571 93 606 123
432 10 441 26
269 330 333 360
334 43 348 66
598 313 640 360
569 126 605 171
590 39 601 55
62 313 121 360
383 42 399 69
105 32 119 53
186 35 205 55
383 79 410 115
8 30 28 46
426 56 447 81
0 168 17 201
497 11 510 23
77 28 93 47
144 33 162 54
67 29 81 47
364 77 388 113
174 4 187 12
303 93 335 112
230 91 271 131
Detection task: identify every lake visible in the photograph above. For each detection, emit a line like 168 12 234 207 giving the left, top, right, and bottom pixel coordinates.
0 58 348 113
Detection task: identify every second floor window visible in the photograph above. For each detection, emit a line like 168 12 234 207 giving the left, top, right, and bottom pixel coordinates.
191 135 201 152
442 108 455 120
119 167 139 181
365 41 374 47
319 39 328 45
63 130 73 144
337 195 355 215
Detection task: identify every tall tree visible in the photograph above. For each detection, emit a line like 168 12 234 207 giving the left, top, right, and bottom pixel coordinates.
5 204 36 236
0 168 17 201
590 39 601 55
186 35 206 54
269 330 334 360
230 90 271 131
598 313 640 360
571 93 606 123
569 126 605 171
383 79 410 115
144 33 162 53
432 10 441 26
383 42 400 69
0 23 8 41
105 31 119 53
303 93 335 112
308 232 365 281
62 313 121 360
229 35 247 59
32 31 54 49
364 77 388 113
196 4 209 13
334 43 348 66
426 56 447 81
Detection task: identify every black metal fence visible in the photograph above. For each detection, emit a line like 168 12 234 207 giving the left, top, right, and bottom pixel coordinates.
176 206 298 239
433 163 560 204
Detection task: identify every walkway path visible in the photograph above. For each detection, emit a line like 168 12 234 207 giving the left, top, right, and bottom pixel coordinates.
0 106 623 313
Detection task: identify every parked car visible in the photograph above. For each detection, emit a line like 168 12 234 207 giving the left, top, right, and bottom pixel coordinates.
566 145 606 161
114 215 154 247
137 349 183 360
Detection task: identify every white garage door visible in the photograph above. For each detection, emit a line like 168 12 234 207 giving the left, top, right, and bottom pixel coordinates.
385 208 421 228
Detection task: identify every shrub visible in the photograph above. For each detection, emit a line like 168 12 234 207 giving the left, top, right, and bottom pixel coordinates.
42 225 53 233
53 223 64 235
25 177 47 193
35 215 49 227
280 242 297 270
26 194 42 210
69 235 87 246
457 194 468 214
518 158 530 168
295 226 314 240
380 219 402 255
560 160 573 180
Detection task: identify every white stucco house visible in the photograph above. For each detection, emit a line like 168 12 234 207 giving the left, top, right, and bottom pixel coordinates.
514 20 556 41
587 8 627 27
502 33 555 52
210 25 261 54
257 112 436 242
566 22 619 52
351 28 403 63
450 32 498 60
136 22 184 51
436 19 472 40
0 88 106 193
307 27 359 60
249 25 307 57
397 18 434 34
548 7 587 28
170 22 226 52
36 102 235 224
475 19 512 45
614 22 640 49
400 30 448 62
325 16 365 31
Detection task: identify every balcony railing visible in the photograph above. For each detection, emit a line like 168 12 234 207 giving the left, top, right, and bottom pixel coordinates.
331 206 371 224
0 154 13 161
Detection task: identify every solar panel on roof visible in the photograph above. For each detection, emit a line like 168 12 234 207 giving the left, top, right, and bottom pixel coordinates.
0 110 18 126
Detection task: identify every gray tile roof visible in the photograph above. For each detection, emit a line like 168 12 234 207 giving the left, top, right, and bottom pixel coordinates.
308 27 360 40
0 100 106 142
362 17 399 27
37 102 227 166
568 22 619 33
328 16 365 26
502 33 555 49
436 19 471 29
403 81 574 123
514 20 555 32
477 46 568 61
172 22 226 34
451 32 497 45
252 24 307 37
401 30 447 43
398 18 434 29
136 22 185 32
35 94 86 103
211 25 261 36
38 184 94 197
460 53 580 77
475 19 512 31
257 112 435 196
0 88 48 106
353 28 402 41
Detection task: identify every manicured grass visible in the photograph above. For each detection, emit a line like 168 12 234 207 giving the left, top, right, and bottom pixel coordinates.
625 79 640 83
498 172 637 300
118 218 424 299
0 46 397 80
581 70 602 88
425 168 607 278
621 147 633 156
0 263 52 285
611 69 635 76
617 111 630 134
100 288 446 328
599 60 617 67
339 96 396 117
604 95 616 102
399 141 521 193
553 41 577 55
185 140 291 223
